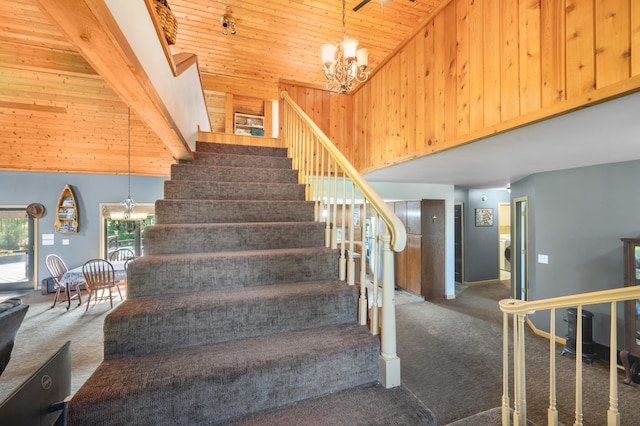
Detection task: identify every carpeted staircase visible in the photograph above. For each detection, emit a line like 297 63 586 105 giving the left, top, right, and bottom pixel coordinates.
67 141 435 425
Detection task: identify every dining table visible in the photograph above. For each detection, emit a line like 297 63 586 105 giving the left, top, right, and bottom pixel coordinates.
59 260 128 309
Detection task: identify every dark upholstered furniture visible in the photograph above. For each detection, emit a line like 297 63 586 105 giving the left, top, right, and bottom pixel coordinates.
0 298 28 376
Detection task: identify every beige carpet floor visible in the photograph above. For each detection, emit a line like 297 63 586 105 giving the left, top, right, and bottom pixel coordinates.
2 283 640 425
0 289 122 400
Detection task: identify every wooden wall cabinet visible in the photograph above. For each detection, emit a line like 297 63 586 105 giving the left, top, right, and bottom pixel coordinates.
620 238 640 384
55 184 79 233
392 200 445 300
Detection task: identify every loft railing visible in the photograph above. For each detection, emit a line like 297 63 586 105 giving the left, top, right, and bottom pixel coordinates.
280 90 407 388
499 286 640 426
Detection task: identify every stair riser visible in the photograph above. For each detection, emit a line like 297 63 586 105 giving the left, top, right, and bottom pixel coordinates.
192 153 292 169
163 181 305 201
155 200 314 224
70 341 378 425
127 250 339 298
103 285 358 359
144 223 325 255
171 164 298 184
195 141 287 157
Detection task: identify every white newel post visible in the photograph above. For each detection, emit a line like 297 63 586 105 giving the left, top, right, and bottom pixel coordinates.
379 233 401 388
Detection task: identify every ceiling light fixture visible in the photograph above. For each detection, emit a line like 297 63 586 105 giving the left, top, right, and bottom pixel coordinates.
321 0 369 94
220 15 236 35
110 109 147 222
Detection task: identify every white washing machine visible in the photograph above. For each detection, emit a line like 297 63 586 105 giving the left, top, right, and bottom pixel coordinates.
499 235 511 272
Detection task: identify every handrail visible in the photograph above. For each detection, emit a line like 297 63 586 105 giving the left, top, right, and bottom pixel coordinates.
280 90 406 389
280 91 406 253
500 286 640 314
499 286 640 426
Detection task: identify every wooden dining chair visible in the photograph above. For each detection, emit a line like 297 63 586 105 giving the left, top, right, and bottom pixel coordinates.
108 248 135 262
45 254 82 310
82 259 123 312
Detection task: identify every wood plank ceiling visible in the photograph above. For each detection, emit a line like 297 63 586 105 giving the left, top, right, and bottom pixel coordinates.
0 0 445 176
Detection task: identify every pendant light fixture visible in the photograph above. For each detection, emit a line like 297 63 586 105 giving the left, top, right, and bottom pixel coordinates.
321 0 370 93
110 108 147 222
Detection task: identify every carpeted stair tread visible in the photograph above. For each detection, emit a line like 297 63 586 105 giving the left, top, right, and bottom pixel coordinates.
195 141 287 157
103 281 359 359
163 180 305 201
155 199 314 224
144 221 326 254
222 382 436 426
192 152 292 169
126 247 339 297
68 141 434 425
67 324 379 425
170 164 298 184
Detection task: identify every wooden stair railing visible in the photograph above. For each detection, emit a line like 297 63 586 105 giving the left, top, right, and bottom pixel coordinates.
499 286 640 426
281 90 407 388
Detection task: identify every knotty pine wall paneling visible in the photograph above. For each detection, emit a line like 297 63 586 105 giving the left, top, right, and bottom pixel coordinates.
455 0 470 136
468 0 484 133
519 0 542 116
500 0 520 121
566 0 596 98
351 0 640 175
279 82 354 165
634 1 640 76
541 0 566 107
483 0 502 127
595 0 630 89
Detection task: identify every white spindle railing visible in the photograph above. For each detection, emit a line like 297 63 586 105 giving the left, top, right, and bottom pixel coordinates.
281 90 407 388
499 286 640 426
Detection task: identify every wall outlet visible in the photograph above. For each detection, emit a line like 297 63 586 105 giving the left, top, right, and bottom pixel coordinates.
538 254 549 264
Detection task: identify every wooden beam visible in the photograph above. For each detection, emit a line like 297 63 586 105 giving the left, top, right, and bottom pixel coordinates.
35 0 192 160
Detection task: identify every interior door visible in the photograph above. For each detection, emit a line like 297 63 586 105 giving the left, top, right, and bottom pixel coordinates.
421 199 446 300
513 197 528 300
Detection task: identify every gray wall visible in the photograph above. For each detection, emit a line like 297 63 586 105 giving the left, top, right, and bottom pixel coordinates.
511 159 640 347
0 171 166 285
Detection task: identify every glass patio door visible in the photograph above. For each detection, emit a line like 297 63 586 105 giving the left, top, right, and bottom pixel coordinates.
0 208 35 291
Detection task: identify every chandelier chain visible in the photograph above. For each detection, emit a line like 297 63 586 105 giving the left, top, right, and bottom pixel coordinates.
342 0 346 39
127 108 131 199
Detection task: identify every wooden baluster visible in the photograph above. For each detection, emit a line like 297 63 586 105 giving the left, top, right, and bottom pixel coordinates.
549 309 558 426
339 175 346 281
575 305 584 426
347 182 355 286
331 161 338 250
607 301 620 426
318 147 325 224
502 310 511 426
358 201 368 325
513 314 521 426
370 214 379 335
325 156 332 247
313 137 320 221
305 131 312 200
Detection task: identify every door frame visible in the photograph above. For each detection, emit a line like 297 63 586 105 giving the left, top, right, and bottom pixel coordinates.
454 202 464 284
512 196 528 300
0 206 38 291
